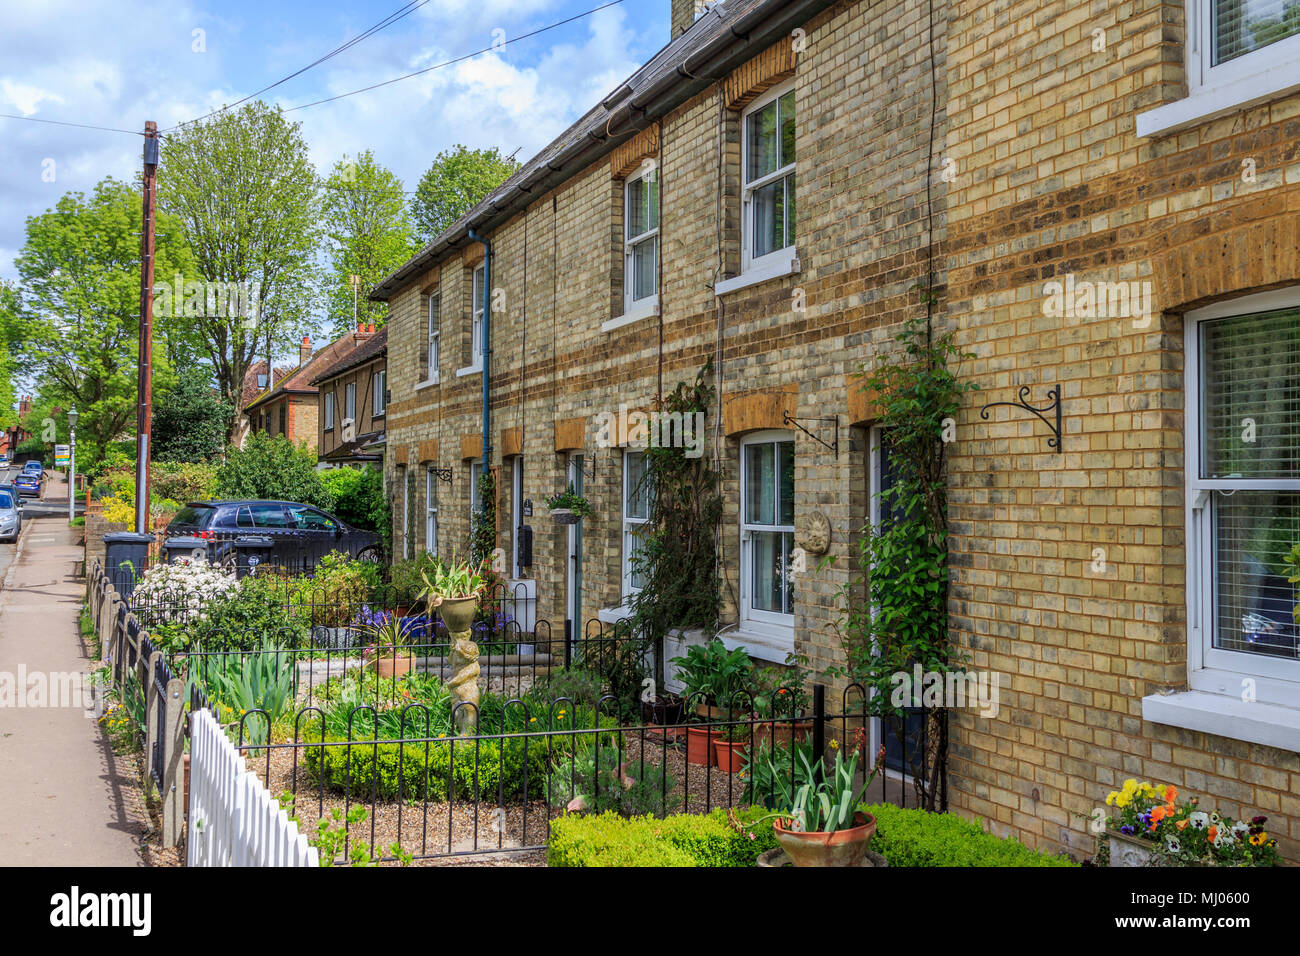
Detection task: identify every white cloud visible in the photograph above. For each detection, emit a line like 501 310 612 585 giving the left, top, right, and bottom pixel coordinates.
0 0 650 286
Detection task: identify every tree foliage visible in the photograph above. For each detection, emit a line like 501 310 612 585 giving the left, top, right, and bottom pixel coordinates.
153 367 231 463
14 177 192 464
411 145 519 244
158 102 320 440
321 150 414 336
214 432 332 509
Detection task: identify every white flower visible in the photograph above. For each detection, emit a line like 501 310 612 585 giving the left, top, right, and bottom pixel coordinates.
1165 837 1181 854
1188 811 1209 830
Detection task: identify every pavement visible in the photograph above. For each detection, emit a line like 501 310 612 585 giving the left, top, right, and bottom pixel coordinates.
0 469 144 866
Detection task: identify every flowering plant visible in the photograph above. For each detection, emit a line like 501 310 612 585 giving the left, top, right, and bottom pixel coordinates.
1104 779 1278 866
131 561 240 625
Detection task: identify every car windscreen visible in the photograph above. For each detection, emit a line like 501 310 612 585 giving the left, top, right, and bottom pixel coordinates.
0 492 13 509
171 505 217 529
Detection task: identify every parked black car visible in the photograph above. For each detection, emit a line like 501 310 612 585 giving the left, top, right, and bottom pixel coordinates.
165 500 383 569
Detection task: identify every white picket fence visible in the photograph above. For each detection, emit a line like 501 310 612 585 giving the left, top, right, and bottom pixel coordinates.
187 708 318 867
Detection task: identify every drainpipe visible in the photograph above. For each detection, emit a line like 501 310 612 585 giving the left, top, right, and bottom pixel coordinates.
468 227 493 526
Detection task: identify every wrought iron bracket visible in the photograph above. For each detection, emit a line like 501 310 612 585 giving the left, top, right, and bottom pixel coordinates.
979 385 1062 453
429 464 453 484
783 411 839 459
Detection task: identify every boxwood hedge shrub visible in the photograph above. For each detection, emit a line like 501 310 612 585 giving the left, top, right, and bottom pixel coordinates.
863 803 1077 866
547 804 1079 867
547 808 777 867
303 735 549 802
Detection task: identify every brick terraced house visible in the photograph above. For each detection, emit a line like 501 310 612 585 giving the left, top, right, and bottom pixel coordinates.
311 326 388 468
374 0 1300 861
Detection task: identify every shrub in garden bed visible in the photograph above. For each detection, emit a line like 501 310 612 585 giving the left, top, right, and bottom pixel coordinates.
547 808 778 867
545 804 1079 867
862 803 1077 867
301 735 550 802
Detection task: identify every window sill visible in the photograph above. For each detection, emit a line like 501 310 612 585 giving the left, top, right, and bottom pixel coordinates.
714 254 801 296
722 624 794 664
1142 690 1300 753
455 365 482 379
1136 70 1300 138
414 377 439 391
602 297 659 333
597 605 633 625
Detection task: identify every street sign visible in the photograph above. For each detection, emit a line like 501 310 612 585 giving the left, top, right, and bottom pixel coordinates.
54 444 70 467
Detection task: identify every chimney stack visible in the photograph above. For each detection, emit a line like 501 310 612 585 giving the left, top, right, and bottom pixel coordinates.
299 335 312 366
671 0 699 39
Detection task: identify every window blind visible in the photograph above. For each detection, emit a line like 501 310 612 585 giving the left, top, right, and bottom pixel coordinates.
1213 0 1300 65
1201 308 1300 479
1214 491 1300 659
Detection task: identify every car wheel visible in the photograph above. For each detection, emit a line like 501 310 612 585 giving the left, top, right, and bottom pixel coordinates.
357 546 382 564
218 548 238 571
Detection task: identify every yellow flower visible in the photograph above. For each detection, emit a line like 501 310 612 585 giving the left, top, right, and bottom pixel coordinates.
829 738 840 750
1105 792 1117 806
1115 794 1130 809
1122 779 1138 793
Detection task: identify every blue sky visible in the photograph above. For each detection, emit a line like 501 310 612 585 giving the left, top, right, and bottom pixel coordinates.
0 0 668 283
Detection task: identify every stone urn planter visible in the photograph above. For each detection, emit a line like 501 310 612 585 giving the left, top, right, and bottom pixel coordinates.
773 811 877 868
550 508 579 525
1107 831 1160 867
438 595 479 633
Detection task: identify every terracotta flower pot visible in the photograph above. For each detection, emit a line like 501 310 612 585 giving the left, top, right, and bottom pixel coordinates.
755 720 814 748
713 738 748 773
437 595 479 634
373 652 415 679
773 811 876 868
686 726 721 766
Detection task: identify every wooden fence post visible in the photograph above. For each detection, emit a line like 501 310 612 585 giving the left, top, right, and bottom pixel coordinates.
143 650 160 788
162 677 185 846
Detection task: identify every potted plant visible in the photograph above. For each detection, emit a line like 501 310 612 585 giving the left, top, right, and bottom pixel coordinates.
712 721 752 773
357 607 421 679
545 484 592 525
670 639 753 765
420 555 485 634
740 745 885 867
752 656 813 747
420 554 487 735
1100 780 1280 867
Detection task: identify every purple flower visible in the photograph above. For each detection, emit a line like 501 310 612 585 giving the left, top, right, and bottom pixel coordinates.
1120 824 1135 835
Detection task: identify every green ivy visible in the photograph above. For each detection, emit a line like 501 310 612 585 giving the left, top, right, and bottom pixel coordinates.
831 290 978 811
628 360 723 695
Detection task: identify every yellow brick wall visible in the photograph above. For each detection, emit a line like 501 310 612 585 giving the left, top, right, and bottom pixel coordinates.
944 0 1300 860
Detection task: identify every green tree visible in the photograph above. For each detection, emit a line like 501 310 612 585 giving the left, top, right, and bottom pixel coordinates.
14 178 192 465
215 432 332 508
411 145 519 244
0 283 20 432
321 151 415 336
159 102 321 440
153 367 232 463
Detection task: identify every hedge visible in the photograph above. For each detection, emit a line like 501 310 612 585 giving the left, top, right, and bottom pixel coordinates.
547 803 1079 867
860 803 1076 866
303 735 549 802
547 808 778 867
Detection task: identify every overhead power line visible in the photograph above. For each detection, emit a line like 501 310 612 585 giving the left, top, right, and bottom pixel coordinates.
0 1 625 139
163 0 435 132
278 1 626 116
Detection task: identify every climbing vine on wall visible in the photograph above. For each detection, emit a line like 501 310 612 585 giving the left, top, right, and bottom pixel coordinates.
470 467 496 569
629 359 723 690
833 289 976 812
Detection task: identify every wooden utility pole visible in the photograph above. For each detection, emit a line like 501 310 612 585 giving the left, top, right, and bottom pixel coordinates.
135 120 158 535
